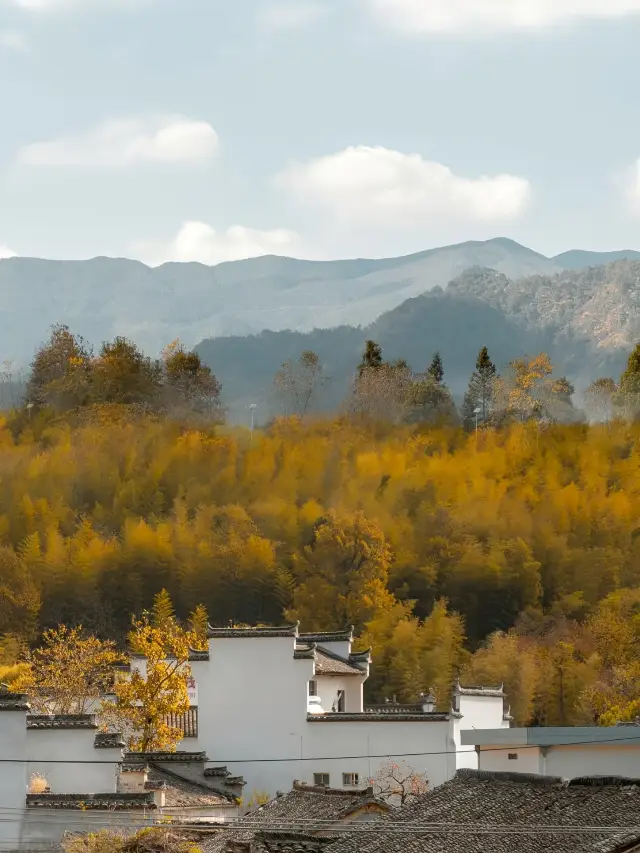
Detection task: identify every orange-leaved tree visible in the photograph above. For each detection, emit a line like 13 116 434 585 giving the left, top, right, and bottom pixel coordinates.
369 759 428 806
13 625 121 714
103 608 198 752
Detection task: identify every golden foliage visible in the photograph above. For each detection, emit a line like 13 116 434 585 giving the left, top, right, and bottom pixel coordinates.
103 612 197 752
62 827 202 853
1 410 640 722
13 625 121 714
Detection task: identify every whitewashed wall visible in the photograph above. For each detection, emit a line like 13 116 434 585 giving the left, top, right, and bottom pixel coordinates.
18 808 155 849
477 745 543 775
314 675 362 714
474 738 640 779
26 727 121 794
0 701 29 852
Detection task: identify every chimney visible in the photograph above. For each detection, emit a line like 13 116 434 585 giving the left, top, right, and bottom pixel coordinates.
420 690 437 713
117 765 149 793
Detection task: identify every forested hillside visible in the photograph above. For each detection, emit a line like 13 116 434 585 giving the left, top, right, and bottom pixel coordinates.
197 260 640 420
2 325 640 727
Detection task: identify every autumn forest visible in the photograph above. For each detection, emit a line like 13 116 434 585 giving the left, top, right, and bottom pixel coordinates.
1 324 640 730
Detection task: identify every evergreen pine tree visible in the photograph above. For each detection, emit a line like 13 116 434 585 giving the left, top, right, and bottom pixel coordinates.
428 352 444 385
189 604 209 650
617 343 640 418
151 588 175 630
461 346 498 429
358 340 383 376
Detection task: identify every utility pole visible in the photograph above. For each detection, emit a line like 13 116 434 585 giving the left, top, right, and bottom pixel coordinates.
474 406 482 449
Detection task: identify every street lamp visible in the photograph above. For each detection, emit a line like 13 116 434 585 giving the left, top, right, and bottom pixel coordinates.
473 406 482 446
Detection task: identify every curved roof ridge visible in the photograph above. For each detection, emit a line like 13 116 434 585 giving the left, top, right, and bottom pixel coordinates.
207 623 299 639
298 626 354 643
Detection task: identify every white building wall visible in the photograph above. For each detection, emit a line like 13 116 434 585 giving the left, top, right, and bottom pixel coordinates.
26 729 120 794
190 636 314 789
0 704 29 852
19 809 155 850
478 745 542 775
545 744 640 779
301 719 457 790
314 675 362 713
474 740 640 779
196 718 458 797
457 695 505 730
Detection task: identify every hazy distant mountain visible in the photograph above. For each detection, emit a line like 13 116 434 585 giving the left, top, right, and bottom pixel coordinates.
0 238 560 363
195 291 556 421
552 249 640 269
198 260 640 420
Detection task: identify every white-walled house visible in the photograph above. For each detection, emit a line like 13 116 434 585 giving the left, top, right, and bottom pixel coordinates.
170 624 509 797
0 685 238 851
461 724 640 778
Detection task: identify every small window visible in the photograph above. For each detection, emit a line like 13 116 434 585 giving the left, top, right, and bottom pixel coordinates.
309 681 317 697
314 773 330 786
508 753 518 760
343 773 359 787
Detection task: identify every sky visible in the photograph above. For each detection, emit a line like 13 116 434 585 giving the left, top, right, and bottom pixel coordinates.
2 0 640 264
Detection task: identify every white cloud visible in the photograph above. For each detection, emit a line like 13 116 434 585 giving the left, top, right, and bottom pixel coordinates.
133 222 303 267
367 0 640 34
0 30 28 51
0 246 17 259
17 116 218 168
257 1 327 32
275 146 531 227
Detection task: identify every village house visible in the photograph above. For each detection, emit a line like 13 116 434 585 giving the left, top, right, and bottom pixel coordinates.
461 723 640 778
153 623 510 797
0 686 240 851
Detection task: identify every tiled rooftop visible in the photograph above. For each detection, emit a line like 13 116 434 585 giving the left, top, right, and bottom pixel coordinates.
207 624 299 639
27 714 98 729
203 784 388 853
146 766 234 809
328 770 640 853
26 793 156 811
314 648 363 677
298 628 354 644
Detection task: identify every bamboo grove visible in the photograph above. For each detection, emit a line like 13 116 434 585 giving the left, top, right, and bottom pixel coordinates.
1 326 640 729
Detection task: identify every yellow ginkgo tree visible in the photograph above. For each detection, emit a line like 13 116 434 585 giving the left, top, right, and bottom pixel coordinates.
103 610 199 752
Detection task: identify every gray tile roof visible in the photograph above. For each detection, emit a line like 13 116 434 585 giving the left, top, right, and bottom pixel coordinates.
298 628 354 644
146 767 233 810
328 770 640 853
314 648 362 677
94 731 126 749
27 714 99 729
207 625 299 639
0 684 29 711
307 712 455 722
124 750 209 763
26 793 156 810
203 785 387 853
454 682 506 698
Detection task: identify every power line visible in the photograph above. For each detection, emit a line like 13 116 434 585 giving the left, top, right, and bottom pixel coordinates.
1 814 639 836
4 731 640 764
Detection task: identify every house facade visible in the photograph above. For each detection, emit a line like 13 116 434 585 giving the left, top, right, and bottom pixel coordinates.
461 724 640 778
167 624 509 797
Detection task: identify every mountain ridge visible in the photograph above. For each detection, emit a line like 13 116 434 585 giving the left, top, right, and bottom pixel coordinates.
1 238 639 370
